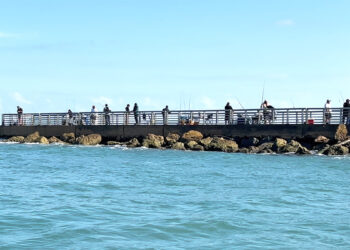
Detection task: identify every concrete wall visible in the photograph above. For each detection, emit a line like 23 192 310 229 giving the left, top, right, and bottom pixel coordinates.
0 124 346 140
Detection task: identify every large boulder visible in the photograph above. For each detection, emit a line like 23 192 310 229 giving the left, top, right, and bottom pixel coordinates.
272 138 287 153
323 145 349 156
335 124 348 142
258 142 274 152
280 140 301 153
126 138 140 148
48 136 64 144
181 130 203 142
186 140 198 150
142 134 164 149
315 136 330 144
7 136 25 143
24 132 41 143
37 136 49 144
208 137 239 152
295 146 311 155
199 137 213 150
165 133 180 145
192 144 204 151
249 146 260 153
171 142 186 150
76 134 102 145
240 137 259 148
62 133 75 144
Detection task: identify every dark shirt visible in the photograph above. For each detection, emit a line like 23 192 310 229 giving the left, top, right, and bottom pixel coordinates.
225 105 233 110
133 105 139 113
103 107 111 113
17 108 23 115
125 107 130 113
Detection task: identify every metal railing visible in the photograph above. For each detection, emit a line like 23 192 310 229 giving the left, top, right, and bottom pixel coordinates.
2 108 350 126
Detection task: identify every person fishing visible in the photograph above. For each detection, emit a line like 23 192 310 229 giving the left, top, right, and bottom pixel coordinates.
261 100 274 124
67 109 73 126
90 105 97 125
125 104 130 125
324 99 332 124
225 102 233 125
162 105 170 125
17 106 23 126
103 104 111 125
133 103 139 125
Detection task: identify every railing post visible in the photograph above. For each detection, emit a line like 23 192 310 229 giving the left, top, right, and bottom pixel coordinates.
339 108 342 124
1 114 4 126
39 113 42 126
301 109 304 124
287 109 289 124
216 111 218 125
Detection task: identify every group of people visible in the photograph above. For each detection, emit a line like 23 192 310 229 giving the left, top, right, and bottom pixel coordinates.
14 99 350 126
65 103 171 126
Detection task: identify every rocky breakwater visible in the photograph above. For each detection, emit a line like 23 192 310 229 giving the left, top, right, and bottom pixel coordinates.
4 125 350 156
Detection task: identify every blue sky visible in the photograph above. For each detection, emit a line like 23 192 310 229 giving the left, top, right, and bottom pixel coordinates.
0 0 349 113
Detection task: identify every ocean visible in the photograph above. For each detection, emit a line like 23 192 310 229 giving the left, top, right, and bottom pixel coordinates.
0 143 350 249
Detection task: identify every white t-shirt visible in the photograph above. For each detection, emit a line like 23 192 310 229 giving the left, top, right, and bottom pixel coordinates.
325 103 332 112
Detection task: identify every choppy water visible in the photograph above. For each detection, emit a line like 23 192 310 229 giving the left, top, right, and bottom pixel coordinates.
0 143 350 249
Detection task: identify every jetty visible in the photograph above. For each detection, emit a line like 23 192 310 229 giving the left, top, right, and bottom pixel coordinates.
1 107 349 140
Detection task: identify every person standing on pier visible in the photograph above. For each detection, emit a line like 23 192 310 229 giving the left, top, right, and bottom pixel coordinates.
162 105 170 125
90 105 97 125
17 106 23 126
125 104 130 125
103 104 111 125
342 99 350 124
67 109 73 126
133 103 139 125
225 102 233 125
324 99 332 124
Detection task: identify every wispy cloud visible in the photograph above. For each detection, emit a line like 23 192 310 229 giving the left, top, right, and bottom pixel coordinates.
276 19 295 26
12 92 31 104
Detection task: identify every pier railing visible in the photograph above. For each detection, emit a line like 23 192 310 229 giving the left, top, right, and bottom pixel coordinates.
2 108 350 126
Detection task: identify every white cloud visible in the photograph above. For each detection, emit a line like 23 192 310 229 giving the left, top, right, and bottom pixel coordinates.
276 19 295 26
12 92 31 104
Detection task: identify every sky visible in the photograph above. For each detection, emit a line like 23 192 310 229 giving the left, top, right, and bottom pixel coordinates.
0 0 350 113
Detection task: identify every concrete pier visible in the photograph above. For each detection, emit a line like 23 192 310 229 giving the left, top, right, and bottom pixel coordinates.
0 124 345 141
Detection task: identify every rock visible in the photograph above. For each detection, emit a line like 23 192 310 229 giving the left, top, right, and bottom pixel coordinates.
295 146 311 155
37 136 49 144
192 144 204 151
62 133 75 143
171 142 186 150
280 140 301 153
208 137 239 152
199 137 213 150
142 139 162 149
249 146 260 153
323 145 349 156
76 134 102 145
7 136 25 143
258 149 275 154
335 124 348 142
240 137 259 148
186 140 198 150
48 136 64 144
181 130 203 142
313 143 329 152
315 135 330 144
239 148 250 154
107 141 121 146
126 138 140 148
165 133 180 145
258 142 274 152
24 132 41 143
272 138 287 152
142 134 164 148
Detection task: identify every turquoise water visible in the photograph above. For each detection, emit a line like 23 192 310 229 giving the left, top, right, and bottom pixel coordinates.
0 143 350 249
